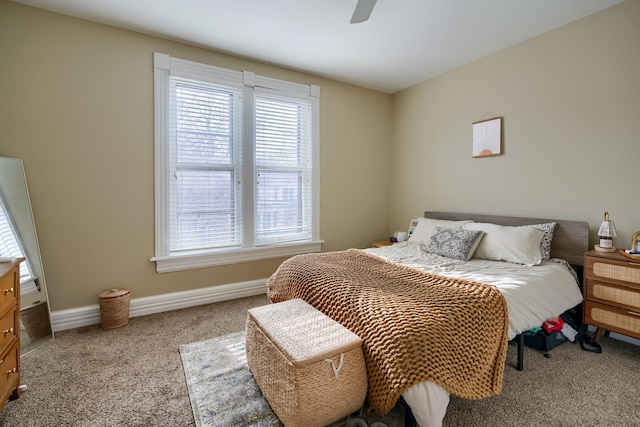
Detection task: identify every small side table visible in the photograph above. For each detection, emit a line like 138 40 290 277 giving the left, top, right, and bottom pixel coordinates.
372 241 393 248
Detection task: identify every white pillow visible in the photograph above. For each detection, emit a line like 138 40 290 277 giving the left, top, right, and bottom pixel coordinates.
408 218 472 246
462 222 545 266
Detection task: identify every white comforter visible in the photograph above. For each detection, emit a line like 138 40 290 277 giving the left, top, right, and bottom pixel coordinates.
363 242 583 427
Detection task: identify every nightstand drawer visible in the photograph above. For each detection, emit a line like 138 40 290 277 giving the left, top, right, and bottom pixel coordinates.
584 300 640 339
586 280 640 311
586 258 640 285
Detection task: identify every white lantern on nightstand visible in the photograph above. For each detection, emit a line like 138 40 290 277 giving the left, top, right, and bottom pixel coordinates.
595 212 617 252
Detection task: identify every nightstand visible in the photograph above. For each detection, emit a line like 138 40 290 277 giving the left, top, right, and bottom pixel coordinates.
583 250 640 343
372 241 393 248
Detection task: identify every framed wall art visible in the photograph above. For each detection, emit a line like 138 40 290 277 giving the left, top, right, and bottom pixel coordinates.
472 117 502 158
408 218 419 237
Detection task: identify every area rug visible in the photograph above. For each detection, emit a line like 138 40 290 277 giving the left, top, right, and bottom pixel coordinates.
179 331 281 426
179 331 403 427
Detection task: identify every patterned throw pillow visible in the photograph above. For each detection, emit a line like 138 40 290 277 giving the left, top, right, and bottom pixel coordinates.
427 227 485 261
407 218 472 246
532 222 556 261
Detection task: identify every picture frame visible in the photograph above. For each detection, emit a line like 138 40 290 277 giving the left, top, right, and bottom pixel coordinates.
472 117 502 158
408 218 419 236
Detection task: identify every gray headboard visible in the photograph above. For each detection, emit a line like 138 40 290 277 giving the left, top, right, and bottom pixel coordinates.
424 211 589 266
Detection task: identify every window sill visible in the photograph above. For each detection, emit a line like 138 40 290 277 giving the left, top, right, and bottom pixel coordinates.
151 240 324 273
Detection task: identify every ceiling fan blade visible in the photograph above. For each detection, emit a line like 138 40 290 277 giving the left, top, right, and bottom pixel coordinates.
350 0 377 24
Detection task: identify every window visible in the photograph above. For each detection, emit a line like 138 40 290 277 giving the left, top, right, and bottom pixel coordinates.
0 192 38 293
152 53 321 272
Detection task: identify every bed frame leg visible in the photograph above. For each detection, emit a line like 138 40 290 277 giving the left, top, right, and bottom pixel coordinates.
400 397 417 427
517 333 524 371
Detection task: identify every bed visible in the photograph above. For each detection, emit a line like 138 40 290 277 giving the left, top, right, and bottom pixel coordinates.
266 211 588 427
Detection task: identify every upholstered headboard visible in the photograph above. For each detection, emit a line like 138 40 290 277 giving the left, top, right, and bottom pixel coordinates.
424 212 589 266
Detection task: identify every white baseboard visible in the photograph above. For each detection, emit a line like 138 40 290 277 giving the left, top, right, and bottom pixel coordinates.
50 278 268 332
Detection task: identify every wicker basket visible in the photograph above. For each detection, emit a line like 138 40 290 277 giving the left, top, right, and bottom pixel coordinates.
99 288 131 330
20 301 52 341
246 299 367 427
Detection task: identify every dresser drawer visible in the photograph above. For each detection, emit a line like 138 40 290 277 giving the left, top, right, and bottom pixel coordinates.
0 307 17 357
0 344 19 408
0 269 18 312
584 300 640 339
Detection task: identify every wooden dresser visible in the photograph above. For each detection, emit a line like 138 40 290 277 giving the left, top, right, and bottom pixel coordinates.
0 258 22 412
583 250 640 342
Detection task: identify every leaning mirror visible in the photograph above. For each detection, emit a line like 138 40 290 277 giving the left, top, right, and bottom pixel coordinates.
0 157 53 354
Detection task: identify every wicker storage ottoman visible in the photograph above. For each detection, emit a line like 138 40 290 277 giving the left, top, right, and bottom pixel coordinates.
246 299 367 427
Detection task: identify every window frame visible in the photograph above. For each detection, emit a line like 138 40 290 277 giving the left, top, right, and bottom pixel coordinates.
151 53 322 273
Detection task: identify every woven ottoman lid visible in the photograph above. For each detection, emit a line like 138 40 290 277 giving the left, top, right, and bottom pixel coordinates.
248 299 362 366
99 288 130 299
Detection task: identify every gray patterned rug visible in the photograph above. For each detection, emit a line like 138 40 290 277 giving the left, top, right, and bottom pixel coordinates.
179 331 281 426
179 332 403 427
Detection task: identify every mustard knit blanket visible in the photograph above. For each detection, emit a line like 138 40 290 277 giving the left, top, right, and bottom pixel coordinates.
267 249 509 415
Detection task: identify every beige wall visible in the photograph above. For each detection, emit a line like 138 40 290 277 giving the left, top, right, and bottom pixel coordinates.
3 0 638 313
391 0 640 250
0 1 392 310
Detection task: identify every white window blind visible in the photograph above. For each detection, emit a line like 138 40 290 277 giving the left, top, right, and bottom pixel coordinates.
0 193 36 286
169 77 243 253
152 52 321 272
255 92 312 245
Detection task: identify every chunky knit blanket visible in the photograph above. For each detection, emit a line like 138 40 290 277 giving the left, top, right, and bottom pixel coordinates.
267 249 509 415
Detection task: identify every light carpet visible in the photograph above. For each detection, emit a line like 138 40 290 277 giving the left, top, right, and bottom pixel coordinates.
2 294 637 426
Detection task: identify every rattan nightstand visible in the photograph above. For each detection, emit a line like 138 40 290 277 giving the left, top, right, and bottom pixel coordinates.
583 250 640 342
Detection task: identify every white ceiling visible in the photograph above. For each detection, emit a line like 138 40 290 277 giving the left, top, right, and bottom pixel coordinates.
11 0 623 94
